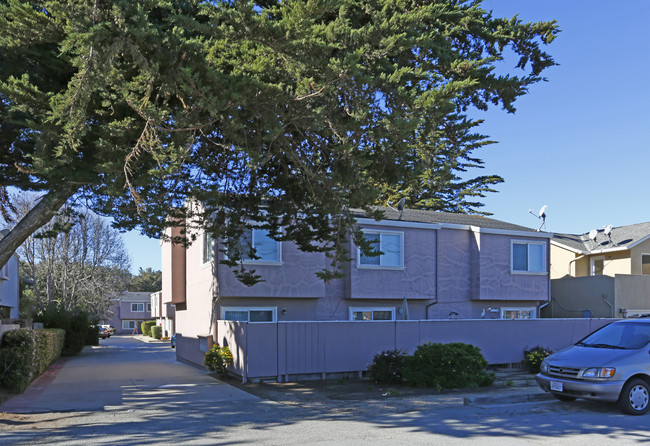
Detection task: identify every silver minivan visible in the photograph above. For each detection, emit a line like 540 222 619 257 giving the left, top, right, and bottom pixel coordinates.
536 319 650 415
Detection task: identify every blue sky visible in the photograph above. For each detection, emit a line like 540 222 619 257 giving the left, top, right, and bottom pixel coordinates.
123 0 650 273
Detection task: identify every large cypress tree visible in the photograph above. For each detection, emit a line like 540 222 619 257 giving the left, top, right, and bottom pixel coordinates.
0 0 557 281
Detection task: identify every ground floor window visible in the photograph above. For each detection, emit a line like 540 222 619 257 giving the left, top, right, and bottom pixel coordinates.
122 320 139 330
221 307 276 322
500 307 536 320
349 307 395 321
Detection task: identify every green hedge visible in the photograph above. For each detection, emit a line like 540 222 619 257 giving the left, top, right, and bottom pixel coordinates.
141 320 156 337
0 328 65 393
35 308 90 356
402 342 494 389
151 325 162 340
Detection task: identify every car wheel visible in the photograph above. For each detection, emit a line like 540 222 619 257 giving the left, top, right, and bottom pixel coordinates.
552 393 576 402
618 378 650 415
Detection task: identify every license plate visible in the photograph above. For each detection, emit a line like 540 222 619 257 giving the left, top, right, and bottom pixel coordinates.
550 381 563 392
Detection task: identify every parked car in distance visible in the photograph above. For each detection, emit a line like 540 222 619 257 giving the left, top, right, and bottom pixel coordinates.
98 326 109 339
100 325 115 336
536 319 650 415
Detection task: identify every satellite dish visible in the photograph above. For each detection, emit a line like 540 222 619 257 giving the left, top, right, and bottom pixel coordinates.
538 205 547 219
588 229 598 241
529 204 548 232
604 224 613 236
397 198 406 212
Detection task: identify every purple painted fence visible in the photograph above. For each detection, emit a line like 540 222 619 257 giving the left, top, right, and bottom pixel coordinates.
212 319 616 382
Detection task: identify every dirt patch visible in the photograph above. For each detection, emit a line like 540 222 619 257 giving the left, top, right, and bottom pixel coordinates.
219 368 538 414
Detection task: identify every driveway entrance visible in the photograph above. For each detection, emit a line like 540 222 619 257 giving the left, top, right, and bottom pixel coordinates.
0 335 258 413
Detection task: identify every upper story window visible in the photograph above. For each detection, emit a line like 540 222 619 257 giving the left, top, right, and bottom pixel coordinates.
357 231 404 268
642 254 650 275
511 241 546 273
222 306 276 322
202 232 214 264
131 303 145 312
239 228 281 264
147 303 152 313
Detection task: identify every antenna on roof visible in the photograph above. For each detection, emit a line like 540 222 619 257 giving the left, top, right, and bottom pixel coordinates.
387 198 407 220
603 224 615 246
588 229 598 246
528 204 548 232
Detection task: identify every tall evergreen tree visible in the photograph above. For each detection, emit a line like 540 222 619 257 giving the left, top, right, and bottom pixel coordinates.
0 0 558 281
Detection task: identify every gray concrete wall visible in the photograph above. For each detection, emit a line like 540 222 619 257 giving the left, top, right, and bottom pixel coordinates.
177 319 617 381
548 276 616 318
614 274 650 315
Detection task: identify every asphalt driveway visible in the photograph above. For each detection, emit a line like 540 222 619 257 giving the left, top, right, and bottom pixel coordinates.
0 335 259 413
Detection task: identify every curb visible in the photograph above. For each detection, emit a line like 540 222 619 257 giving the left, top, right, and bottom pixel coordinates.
464 390 553 406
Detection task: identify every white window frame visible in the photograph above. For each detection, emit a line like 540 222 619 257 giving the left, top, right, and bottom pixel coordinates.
356 230 405 269
131 303 145 312
500 307 536 320
590 255 605 276
642 254 650 275
349 307 396 321
202 232 214 266
122 320 137 330
221 306 277 323
238 228 282 265
510 240 547 274
147 303 152 313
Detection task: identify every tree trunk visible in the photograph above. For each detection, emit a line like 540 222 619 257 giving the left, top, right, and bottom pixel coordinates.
0 188 77 270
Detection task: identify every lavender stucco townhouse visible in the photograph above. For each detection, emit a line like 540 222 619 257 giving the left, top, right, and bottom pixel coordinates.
162 206 552 369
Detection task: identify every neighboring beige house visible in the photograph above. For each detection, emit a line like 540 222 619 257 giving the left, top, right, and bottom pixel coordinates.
548 222 650 318
551 222 650 279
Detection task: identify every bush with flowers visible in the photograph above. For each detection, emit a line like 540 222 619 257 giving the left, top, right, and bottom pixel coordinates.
204 344 233 378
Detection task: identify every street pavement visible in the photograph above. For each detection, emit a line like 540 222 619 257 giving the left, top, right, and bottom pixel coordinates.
1 336 649 445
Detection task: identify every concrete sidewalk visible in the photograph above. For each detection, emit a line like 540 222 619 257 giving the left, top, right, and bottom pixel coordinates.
0 335 260 414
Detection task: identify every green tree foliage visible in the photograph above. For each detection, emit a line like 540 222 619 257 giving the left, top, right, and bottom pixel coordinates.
128 267 162 292
0 0 558 282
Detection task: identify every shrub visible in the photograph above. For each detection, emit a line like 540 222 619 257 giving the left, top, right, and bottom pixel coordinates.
522 346 553 373
35 308 90 356
33 329 65 376
402 342 495 389
0 329 36 392
141 320 156 337
204 344 233 378
0 328 65 393
151 325 162 340
367 349 407 384
86 325 99 346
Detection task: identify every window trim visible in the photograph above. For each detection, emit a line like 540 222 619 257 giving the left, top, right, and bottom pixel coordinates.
356 230 405 270
641 254 650 275
240 228 282 265
122 320 137 330
590 255 605 276
510 240 547 275
349 307 396 321
202 232 214 266
500 307 537 320
131 303 145 312
221 306 277 323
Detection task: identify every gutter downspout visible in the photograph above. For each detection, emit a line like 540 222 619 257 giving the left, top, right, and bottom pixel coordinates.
426 227 440 319
568 254 586 276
